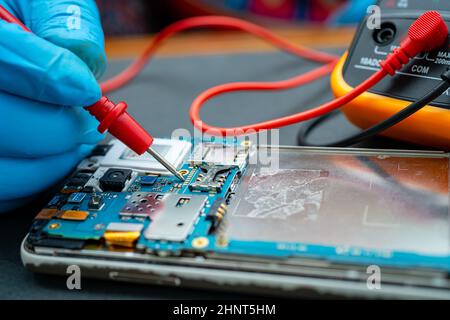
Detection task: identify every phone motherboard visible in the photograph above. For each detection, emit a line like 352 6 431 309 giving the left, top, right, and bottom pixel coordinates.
25 138 251 256
24 138 450 289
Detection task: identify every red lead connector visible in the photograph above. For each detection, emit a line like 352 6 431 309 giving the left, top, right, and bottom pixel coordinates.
381 11 448 75
85 97 153 155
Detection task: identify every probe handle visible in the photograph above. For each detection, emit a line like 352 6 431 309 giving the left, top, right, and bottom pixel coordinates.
85 97 154 155
380 11 448 75
0 5 155 156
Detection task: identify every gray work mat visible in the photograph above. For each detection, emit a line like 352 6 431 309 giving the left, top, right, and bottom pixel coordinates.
0 51 418 299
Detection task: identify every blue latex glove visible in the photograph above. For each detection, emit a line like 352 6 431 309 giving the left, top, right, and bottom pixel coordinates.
0 0 107 212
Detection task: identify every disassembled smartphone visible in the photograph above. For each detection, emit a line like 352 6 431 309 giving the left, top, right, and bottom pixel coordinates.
21 138 450 298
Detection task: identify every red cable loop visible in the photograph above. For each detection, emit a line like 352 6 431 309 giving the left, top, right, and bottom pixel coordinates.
100 16 338 94
98 16 346 136
102 14 448 136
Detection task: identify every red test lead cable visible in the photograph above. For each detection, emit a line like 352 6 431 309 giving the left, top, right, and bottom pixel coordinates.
99 12 448 136
0 7 447 146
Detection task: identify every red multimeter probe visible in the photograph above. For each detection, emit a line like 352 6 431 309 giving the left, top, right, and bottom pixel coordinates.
0 4 448 155
0 5 184 181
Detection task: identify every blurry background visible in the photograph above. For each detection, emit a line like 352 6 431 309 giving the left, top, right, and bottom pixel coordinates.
96 0 376 35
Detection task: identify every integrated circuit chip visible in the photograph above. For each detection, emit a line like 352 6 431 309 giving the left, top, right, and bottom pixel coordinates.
68 193 86 204
140 175 158 186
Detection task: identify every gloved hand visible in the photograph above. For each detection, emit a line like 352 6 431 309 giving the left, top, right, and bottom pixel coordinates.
0 0 107 212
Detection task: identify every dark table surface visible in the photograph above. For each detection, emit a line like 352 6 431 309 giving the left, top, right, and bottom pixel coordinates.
0 51 421 299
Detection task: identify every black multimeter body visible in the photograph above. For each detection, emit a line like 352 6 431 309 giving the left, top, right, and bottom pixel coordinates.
331 0 450 148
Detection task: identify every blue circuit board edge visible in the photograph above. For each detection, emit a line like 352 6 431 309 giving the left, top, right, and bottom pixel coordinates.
39 139 450 272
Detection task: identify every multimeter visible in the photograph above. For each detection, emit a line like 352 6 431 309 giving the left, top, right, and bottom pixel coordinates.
332 0 450 149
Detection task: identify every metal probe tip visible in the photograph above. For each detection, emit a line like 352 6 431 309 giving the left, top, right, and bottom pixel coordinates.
146 147 186 181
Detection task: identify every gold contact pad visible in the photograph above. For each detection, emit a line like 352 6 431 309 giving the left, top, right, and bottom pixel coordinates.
59 210 90 221
103 231 141 248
